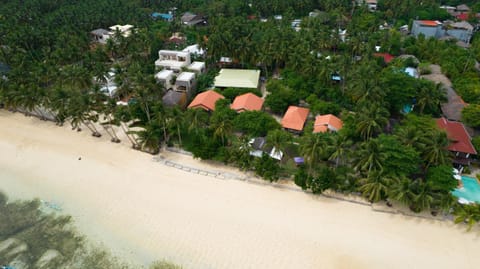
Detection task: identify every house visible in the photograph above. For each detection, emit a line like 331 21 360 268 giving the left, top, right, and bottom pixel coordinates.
182 44 205 58
445 21 474 44
162 90 187 108
230 93 264 112
313 114 343 133
155 50 191 72
214 69 261 89
167 32 186 45
188 90 224 111
456 4 470 13
187 61 206 74
90 28 110 43
152 12 173 22
155 69 175 90
411 20 443 39
373 53 395 64
92 25 134 44
175 72 196 96
436 117 476 167
181 12 206 26
109 24 133 38
248 137 283 160
356 0 377 11
281 106 310 133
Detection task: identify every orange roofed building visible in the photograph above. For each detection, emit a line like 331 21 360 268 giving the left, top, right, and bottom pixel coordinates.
313 114 343 133
436 117 476 168
281 106 310 133
230 93 264 112
187 90 224 111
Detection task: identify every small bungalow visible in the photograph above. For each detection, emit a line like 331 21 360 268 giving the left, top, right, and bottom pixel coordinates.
230 93 264 112
167 32 186 45
313 114 343 133
445 21 474 44
182 44 205 58
214 69 260 89
436 117 477 168
281 106 310 133
187 90 224 111
90 28 110 43
181 12 206 26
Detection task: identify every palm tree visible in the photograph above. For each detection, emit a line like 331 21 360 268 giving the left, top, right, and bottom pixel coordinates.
300 133 331 173
355 103 389 140
420 130 451 168
211 117 233 146
168 107 184 146
265 129 292 158
359 170 392 203
185 108 209 134
328 133 353 167
454 204 480 231
354 138 386 173
388 177 416 207
411 182 434 213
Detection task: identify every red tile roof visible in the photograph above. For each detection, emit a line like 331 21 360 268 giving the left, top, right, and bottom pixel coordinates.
230 93 264 112
281 106 310 131
373 53 395 64
436 117 477 155
419 20 441 27
188 90 224 111
313 114 343 133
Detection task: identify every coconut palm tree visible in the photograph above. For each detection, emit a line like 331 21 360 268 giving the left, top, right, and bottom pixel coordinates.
387 177 416 207
300 132 331 173
359 170 392 203
328 133 353 167
354 138 387 173
420 129 451 168
265 129 292 158
454 204 480 231
355 103 389 140
410 182 434 213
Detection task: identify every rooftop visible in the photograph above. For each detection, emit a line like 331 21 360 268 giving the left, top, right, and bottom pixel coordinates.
188 61 205 71
313 114 343 133
373 53 395 63
281 106 310 131
436 117 476 155
188 90 225 111
230 93 264 112
176 72 195 82
155 69 174 80
417 20 442 27
214 69 260 89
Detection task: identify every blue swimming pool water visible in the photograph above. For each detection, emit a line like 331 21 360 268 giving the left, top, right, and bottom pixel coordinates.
452 176 480 204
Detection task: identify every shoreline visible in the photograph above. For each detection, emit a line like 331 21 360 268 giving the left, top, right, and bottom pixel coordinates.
1 110 479 269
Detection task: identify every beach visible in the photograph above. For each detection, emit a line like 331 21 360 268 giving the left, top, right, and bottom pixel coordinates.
0 110 479 269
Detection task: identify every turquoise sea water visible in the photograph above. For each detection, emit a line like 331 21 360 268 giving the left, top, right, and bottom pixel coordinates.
452 176 480 204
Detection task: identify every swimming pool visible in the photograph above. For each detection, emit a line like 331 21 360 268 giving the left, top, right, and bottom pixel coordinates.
452 176 480 204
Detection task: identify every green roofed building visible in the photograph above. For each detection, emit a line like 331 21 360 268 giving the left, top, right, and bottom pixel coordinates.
214 69 260 89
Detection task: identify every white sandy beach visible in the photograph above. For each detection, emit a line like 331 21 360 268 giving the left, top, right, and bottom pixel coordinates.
0 110 479 269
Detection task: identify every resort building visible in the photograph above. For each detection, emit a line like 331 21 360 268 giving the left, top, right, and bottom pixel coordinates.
175 72 196 96
155 69 175 91
182 44 205 58
214 69 261 89
155 50 191 72
281 106 310 133
436 117 477 168
313 114 343 133
230 93 264 112
91 25 134 44
411 20 443 39
187 61 206 74
188 90 224 111
411 20 474 44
